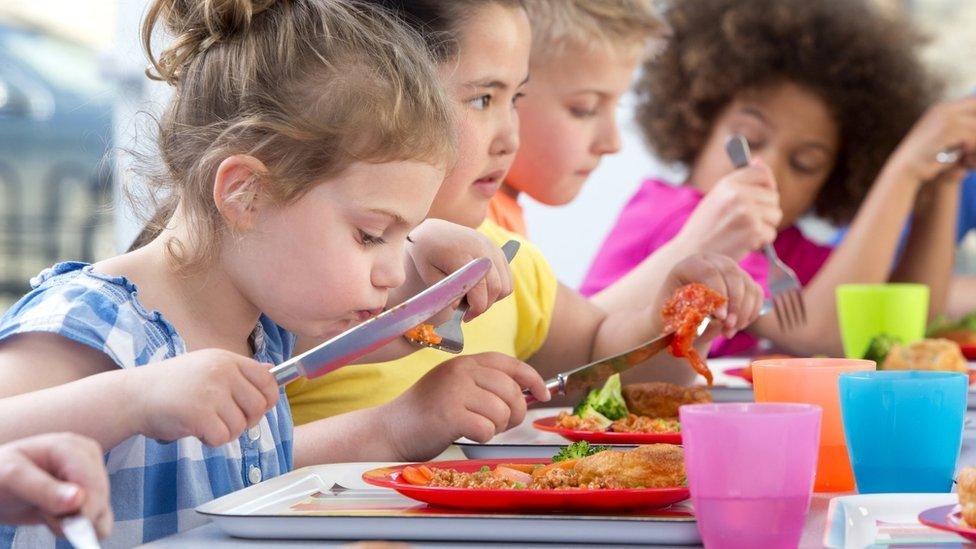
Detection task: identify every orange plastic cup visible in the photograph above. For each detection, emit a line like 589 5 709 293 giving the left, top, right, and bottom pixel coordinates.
752 358 875 492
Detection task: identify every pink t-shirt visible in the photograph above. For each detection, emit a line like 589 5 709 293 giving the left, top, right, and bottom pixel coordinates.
581 179 832 356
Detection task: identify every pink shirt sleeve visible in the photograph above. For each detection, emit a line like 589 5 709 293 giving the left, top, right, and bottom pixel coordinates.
581 180 702 297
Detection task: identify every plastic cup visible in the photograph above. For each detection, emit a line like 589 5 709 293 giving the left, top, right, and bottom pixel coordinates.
752 358 875 492
839 370 967 493
836 283 929 360
680 403 821 549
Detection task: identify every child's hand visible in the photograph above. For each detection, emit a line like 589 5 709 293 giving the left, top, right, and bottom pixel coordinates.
887 97 976 185
402 219 514 321
381 353 550 461
0 433 112 539
676 161 782 261
658 253 765 339
130 349 279 447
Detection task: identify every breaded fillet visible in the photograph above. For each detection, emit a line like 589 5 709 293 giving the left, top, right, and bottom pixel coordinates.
575 444 686 488
622 382 712 418
882 339 967 373
958 466 976 526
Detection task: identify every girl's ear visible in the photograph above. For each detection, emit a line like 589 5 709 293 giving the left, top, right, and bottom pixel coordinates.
213 155 269 230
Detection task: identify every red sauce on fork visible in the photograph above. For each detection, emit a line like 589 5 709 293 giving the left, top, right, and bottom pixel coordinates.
661 283 726 386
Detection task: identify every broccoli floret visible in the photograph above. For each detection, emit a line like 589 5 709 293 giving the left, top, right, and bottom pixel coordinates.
960 312 976 333
862 334 901 365
552 441 611 462
479 465 490 473
572 374 628 420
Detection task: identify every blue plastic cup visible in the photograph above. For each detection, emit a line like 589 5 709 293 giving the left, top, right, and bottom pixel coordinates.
839 371 967 493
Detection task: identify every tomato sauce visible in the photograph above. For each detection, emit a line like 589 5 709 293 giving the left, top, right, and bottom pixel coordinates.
661 283 726 385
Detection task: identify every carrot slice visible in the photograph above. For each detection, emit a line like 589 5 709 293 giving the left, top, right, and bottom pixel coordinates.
532 458 578 478
401 466 430 486
492 466 533 485
496 463 536 474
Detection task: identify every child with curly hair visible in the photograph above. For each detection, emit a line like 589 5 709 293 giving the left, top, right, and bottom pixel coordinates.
582 0 976 357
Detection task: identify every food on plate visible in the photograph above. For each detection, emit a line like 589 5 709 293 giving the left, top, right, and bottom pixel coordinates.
403 323 442 346
862 333 902 364
400 443 686 490
552 441 610 462
555 375 709 433
622 382 711 418
928 313 976 346
662 283 726 385
569 372 629 429
958 466 976 527
880 338 967 373
574 444 686 488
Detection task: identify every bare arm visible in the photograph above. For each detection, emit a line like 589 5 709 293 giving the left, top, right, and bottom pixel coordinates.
948 275 976 319
0 334 141 449
891 180 961 316
293 405 402 467
531 253 761 396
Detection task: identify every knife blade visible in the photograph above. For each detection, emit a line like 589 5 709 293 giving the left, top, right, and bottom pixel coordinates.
272 256 492 385
525 317 711 403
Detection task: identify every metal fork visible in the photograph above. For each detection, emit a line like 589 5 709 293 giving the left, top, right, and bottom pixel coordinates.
724 134 807 331
422 240 520 353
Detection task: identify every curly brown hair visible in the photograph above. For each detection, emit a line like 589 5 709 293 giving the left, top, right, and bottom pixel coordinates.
636 0 940 224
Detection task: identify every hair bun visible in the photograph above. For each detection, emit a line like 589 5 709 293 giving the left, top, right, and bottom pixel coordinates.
143 0 277 85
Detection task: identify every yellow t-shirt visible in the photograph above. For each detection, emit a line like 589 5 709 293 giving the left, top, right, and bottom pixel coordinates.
286 220 559 425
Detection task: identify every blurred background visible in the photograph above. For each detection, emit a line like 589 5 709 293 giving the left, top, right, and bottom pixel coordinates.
0 0 974 310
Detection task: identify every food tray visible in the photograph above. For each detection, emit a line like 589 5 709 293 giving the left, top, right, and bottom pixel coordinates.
196 462 701 545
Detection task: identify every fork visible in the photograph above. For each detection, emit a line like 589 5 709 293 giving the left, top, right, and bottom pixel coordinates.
422 239 521 353
724 134 807 332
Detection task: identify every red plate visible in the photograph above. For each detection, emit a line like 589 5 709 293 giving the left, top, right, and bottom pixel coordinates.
362 458 690 512
918 504 976 542
532 416 682 445
724 367 752 383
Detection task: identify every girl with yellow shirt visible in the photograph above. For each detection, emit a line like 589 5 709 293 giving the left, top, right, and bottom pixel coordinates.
286 0 765 462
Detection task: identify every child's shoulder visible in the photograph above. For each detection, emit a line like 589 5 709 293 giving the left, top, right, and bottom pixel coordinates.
0 262 180 367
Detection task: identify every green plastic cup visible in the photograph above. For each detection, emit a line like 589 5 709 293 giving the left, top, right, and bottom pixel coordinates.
836 284 929 360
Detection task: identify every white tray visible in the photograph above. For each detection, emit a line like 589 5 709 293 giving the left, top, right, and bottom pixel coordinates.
197 461 701 545
823 493 961 548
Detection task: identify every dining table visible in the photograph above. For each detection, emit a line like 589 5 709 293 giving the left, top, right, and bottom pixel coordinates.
141 363 976 548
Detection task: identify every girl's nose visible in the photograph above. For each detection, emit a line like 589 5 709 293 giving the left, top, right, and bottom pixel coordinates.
593 117 622 156
371 251 406 290
490 108 520 157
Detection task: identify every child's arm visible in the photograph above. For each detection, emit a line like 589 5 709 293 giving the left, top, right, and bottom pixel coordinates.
590 163 778 319
0 335 279 450
531 254 763 389
890 180 961 315
0 432 113 539
948 276 976 319
749 97 976 354
293 353 550 465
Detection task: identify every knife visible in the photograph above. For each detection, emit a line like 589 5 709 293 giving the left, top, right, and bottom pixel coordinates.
524 317 711 403
272 256 492 385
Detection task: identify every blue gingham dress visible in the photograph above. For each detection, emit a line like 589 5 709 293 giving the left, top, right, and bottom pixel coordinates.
0 262 294 548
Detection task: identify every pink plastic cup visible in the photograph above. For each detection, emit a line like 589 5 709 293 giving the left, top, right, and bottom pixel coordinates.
680 403 822 549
